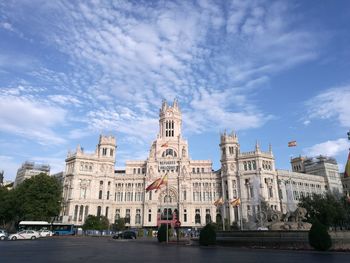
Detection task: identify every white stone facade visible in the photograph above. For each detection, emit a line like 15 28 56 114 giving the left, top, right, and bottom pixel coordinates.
60 99 344 229
14 161 50 188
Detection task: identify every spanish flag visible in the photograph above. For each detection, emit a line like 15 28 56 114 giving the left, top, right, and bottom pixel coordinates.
344 152 350 178
214 197 224 207
146 173 168 192
146 177 162 192
230 198 241 207
288 141 297 147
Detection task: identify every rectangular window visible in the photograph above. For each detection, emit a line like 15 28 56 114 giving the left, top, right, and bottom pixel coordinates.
125 209 130 224
148 213 152 222
268 188 273 198
183 190 186 201
115 209 120 221
184 213 187 222
110 149 113 156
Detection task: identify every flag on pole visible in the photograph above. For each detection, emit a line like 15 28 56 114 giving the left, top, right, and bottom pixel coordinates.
160 173 168 186
288 140 297 147
344 152 350 178
146 173 168 192
214 197 224 206
146 177 162 192
230 197 241 207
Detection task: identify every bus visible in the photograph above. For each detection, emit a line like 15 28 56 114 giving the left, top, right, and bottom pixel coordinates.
51 223 75 236
18 221 75 236
19 221 51 231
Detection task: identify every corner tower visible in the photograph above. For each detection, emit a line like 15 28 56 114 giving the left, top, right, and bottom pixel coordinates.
97 135 116 161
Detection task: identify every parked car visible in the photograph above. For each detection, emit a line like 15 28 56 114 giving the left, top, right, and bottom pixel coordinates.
112 230 136 239
8 230 41 240
39 229 54 237
0 229 8 240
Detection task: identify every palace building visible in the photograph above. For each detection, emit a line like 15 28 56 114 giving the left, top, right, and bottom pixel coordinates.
60 99 343 229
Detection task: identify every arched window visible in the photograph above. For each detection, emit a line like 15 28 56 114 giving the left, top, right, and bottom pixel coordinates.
248 161 252 170
162 148 177 157
125 209 130 224
205 214 211 224
79 205 84 221
97 206 101 217
74 205 78 221
135 209 141 224
84 206 89 221
243 162 247 171
99 190 102 199
195 214 201 224
216 213 222 224
115 209 120 221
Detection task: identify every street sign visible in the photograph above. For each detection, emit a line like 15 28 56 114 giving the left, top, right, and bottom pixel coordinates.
175 220 181 228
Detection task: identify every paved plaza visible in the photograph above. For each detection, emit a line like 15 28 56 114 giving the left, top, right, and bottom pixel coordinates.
1 236 350 263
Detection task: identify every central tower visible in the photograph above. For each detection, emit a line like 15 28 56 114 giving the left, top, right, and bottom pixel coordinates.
158 99 182 139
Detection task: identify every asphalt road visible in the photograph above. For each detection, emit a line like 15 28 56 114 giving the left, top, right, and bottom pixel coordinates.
0 236 349 263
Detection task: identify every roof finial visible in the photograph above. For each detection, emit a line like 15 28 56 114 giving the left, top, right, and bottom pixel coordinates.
255 140 260 152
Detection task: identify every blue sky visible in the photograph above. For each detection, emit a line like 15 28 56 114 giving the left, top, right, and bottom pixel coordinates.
1 0 350 181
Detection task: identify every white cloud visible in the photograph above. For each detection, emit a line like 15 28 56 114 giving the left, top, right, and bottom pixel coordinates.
306 85 350 127
0 1 321 147
304 138 350 157
0 94 67 145
0 22 14 31
48 95 82 106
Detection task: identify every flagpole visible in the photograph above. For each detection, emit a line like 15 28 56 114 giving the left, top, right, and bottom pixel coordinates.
222 202 225 231
166 173 169 244
238 204 243 230
176 160 180 243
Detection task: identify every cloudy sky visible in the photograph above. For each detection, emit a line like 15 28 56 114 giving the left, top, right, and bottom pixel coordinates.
1 0 350 181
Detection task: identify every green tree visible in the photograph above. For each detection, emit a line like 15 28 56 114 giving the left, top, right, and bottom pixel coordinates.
0 186 13 227
309 219 332 251
157 224 167 242
83 215 109 231
111 218 126 231
14 173 62 222
299 193 345 227
199 224 216 246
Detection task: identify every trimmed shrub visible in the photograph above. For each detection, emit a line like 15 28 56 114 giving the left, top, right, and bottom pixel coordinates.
137 229 143 237
157 224 167 242
199 224 216 246
309 220 332 251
